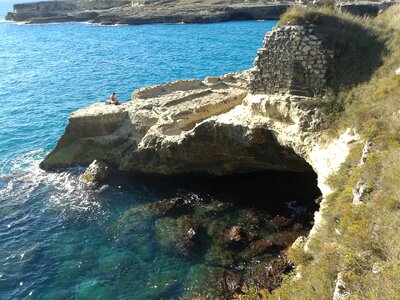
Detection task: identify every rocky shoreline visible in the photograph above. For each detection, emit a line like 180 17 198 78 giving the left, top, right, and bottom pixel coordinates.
39 23 342 182
5 0 396 25
110 170 321 298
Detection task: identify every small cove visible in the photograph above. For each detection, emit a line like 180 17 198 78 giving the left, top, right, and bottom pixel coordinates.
0 166 320 299
0 12 323 298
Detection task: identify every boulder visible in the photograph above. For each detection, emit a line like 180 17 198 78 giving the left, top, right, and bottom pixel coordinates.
224 271 242 293
222 226 247 248
245 255 294 291
204 242 236 267
248 239 276 256
155 215 201 256
270 215 293 229
79 160 109 183
147 197 190 217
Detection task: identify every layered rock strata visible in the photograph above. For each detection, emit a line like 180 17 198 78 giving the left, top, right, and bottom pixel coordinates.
6 0 290 24
41 24 360 193
41 72 319 175
5 0 396 24
41 27 364 296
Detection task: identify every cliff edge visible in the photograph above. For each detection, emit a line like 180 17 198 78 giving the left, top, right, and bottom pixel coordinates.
40 23 342 182
40 5 400 298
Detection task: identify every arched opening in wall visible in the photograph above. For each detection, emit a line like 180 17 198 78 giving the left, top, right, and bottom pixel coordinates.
116 168 322 297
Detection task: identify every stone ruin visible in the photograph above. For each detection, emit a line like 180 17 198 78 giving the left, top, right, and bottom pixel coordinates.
250 24 333 97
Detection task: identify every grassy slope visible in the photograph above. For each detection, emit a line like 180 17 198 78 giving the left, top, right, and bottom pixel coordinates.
268 4 400 300
234 4 400 300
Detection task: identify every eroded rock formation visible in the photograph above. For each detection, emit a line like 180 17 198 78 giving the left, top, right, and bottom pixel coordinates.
5 0 395 24
6 0 289 24
40 23 366 296
40 24 360 198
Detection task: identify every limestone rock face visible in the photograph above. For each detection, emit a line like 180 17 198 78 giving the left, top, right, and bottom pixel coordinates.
6 0 289 24
79 160 110 183
41 25 360 186
6 0 392 24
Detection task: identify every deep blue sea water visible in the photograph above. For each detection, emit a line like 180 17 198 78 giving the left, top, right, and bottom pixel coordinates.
0 1 286 298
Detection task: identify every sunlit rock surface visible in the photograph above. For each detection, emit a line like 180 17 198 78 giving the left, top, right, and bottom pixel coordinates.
6 0 393 24
41 24 360 195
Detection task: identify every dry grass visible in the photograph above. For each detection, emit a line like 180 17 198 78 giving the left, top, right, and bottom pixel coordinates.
270 3 400 299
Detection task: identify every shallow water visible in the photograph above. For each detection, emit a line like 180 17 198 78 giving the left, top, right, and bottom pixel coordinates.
0 163 320 299
0 5 320 299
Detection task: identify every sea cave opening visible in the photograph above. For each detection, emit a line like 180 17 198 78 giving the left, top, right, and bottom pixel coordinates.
113 167 322 297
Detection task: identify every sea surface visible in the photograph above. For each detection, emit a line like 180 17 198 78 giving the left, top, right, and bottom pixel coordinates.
0 1 319 299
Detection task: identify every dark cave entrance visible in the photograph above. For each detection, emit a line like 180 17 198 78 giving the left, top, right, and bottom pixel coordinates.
113 168 322 297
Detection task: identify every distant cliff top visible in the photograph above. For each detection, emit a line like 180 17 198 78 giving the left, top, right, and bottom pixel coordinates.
6 0 396 24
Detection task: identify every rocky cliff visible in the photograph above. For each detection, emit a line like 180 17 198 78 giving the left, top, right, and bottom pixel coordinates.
5 0 396 24
40 23 361 200
40 19 372 298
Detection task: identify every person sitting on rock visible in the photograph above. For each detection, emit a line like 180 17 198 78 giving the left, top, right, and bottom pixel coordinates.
105 91 120 105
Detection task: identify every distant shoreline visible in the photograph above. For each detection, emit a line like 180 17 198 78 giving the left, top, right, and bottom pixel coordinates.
5 0 393 25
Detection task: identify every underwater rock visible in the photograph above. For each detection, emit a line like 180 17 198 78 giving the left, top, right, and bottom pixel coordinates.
121 197 192 221
204 242 236 267
245 255 294 291
270 224 309 249
236 209 263 227
224 271 242 293
184 264 229 299
148 197 190 217
79 160 109 183
155 215 201 256
240 239 277 260
270 215 293 229
222 226 247 249
194 200 234 219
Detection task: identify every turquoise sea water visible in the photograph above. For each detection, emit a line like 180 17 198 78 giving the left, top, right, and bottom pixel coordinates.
0 2 318 299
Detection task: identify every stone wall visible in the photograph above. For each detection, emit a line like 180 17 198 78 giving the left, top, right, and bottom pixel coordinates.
250 24 333 97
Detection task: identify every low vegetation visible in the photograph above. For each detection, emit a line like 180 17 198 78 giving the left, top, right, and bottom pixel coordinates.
269 3 400 299
193 4 400 299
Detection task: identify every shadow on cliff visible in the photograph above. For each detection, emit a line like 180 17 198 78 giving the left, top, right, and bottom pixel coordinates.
113 170 321 218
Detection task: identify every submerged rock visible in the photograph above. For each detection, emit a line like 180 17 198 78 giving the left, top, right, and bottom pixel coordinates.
147 197 191 217
225 271 242 293
184 264 229 299
240 239 277 260
119 196 193 223
79 160 109 183
270 215 293 229
222 226 247 249
155 215 201 256
204 242 236 267
245 255 294 291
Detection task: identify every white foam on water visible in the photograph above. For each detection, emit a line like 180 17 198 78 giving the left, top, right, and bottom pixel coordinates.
0 149 105 214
